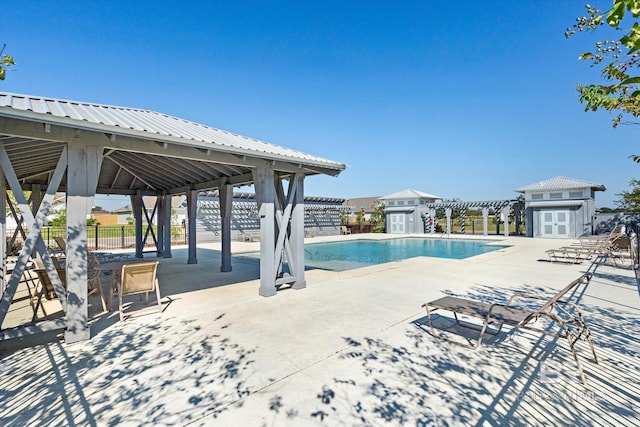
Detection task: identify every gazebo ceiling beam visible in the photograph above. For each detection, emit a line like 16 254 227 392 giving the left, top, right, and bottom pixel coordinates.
106 152 183 188
105 155 157 191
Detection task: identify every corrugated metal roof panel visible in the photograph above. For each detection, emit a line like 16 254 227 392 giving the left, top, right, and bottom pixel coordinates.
0 92 346 171
515 176 605 192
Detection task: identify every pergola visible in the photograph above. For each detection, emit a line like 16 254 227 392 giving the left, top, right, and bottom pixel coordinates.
421 200 524 236
0 92 346 343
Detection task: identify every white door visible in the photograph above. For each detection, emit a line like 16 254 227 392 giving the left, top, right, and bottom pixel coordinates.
540 210 570 238
389 214 405 234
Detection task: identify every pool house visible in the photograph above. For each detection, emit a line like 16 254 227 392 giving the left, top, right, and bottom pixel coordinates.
379 189 442 234
515 176 606 238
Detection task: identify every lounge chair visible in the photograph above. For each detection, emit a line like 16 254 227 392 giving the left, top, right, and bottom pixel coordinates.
546 246 596 264
606 234 635 265
421 273 597 385
112 261 162 321
341 226 351 235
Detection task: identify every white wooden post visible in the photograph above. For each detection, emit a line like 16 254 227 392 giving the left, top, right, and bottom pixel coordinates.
253 165 277 296
219 183 233 272
445 208 452 235
65 141 102 343
503 206 510 237
290 173 306 289
482 207 489 236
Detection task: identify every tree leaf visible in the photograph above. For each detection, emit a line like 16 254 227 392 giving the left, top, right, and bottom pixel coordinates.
579 52 593 60
621 77 640 85
608 0 626 26
626 0 640 16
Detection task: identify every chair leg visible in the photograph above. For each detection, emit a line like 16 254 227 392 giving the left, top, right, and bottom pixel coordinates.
566 335 588 386
96 279 107 313
108 276 117 312
155 278 162 313
119 284 124 321
423 304 487 350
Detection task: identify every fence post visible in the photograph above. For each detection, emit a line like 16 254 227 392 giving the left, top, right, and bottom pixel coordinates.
94 225 99 251
184 223 187 245
121 226 125 249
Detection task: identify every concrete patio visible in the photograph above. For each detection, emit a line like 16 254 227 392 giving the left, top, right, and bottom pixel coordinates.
1 235 639 426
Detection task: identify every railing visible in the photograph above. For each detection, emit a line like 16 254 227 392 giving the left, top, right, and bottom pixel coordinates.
7 225 187 253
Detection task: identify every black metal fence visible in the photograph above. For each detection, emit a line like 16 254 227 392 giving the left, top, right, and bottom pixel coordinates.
7 225 187 252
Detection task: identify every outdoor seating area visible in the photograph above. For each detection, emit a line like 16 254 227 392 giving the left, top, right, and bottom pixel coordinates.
6 248 160 328
545 226 636 265
1 236 638 426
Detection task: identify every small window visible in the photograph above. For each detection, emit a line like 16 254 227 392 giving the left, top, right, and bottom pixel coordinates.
531 193 544 200
387 201 394 206
569 191 583 198
397 200 405 206
549 192 563 199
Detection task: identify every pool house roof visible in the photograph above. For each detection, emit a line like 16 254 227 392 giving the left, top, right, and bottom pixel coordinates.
379 189 442 201
514 176 606 193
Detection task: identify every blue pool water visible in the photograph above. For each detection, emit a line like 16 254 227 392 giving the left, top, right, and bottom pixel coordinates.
303 238 508 272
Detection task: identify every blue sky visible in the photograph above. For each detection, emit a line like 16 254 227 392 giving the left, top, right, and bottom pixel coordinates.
1 1 637 210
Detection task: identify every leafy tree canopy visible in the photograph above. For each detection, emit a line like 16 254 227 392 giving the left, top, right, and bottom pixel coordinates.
615 178 640 211
566 1 640 131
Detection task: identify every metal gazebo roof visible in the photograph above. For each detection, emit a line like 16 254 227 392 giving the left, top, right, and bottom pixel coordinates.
0 92 347 194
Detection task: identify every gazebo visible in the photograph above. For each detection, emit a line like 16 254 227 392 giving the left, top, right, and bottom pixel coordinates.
0 92 346 342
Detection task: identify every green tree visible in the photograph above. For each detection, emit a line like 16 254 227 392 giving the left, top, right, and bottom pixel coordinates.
0 44 15 80
340 210 348 226
566 1 640 129
48 209 66 226
615 178 640 211
355 210 365 228
369 202 385 233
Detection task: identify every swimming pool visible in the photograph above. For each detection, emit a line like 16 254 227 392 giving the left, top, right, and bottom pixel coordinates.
303 238 508 272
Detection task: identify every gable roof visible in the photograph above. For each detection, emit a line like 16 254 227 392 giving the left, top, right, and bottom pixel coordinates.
378 189 442 200
514 176 606 193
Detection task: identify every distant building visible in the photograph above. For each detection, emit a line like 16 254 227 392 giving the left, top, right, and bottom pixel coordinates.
379 189 442 234
342 196 380 222
113 196 187 225
515 176 606 238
